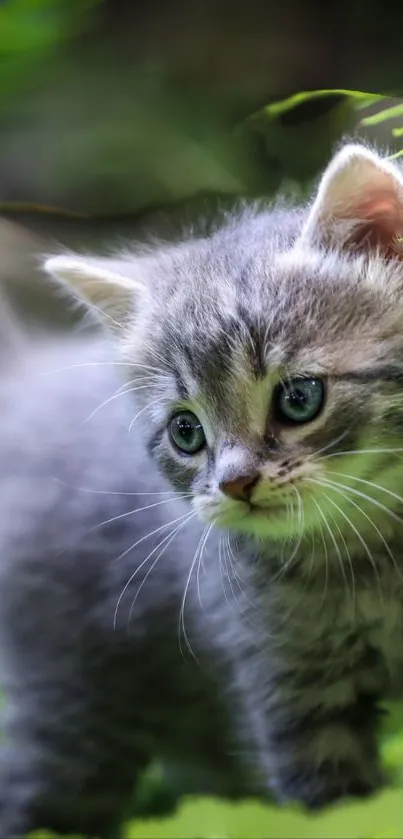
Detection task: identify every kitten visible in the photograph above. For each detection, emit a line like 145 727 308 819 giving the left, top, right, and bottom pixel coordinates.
2 142 403 837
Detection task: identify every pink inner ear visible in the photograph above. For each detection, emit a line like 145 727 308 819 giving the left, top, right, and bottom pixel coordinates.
355 191 399 222
343 189 403 257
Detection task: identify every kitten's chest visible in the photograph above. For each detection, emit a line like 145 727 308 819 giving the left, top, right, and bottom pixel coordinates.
266 569 403 694
353 584 403 694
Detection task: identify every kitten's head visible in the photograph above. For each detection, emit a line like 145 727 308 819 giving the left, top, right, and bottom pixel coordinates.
45 143 403 558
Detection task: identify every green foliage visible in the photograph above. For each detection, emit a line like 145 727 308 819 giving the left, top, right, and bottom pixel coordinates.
0 0 99 51
256 89 403 162
262 89 383 119
0 0 100 97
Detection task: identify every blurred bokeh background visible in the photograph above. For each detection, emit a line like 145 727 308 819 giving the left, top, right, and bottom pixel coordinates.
2 1 403 836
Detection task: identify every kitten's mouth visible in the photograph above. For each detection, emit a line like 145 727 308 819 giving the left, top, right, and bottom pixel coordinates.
249 502 285 517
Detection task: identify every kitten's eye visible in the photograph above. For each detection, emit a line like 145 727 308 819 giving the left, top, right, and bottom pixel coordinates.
274 377 325 425
169 411 206 455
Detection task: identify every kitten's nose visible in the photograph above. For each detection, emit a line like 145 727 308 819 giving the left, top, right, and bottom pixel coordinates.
219 473 259 503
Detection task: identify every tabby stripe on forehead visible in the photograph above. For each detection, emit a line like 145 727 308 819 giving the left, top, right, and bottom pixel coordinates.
174 370 189 399
332 367 403 384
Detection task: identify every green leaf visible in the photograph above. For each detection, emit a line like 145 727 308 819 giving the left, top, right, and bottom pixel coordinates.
387 149 403 160
263 89 383 120
360 103 403 126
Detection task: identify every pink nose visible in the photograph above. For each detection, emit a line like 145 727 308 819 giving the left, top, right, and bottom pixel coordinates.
219 473 259 503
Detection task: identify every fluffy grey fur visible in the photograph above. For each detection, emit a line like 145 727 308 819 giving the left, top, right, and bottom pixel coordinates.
0 336 269 838
2 142 403 836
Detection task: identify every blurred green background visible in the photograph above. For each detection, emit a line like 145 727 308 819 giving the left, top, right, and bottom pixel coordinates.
1 1 403 836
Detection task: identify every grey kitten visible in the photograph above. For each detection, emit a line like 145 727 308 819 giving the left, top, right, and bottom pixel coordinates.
2 142 403 837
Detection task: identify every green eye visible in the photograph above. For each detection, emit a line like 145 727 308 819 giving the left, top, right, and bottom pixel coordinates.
169 410 206 455
274 377 325 425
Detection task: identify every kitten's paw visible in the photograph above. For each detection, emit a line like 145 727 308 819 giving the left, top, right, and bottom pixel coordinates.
270 760 386 810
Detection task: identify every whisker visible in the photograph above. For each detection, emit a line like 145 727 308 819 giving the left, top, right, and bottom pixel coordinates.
115 374 170 395
220 533 244 616
311 495 349 609
315 476 403 586
306 531 316 584
271 488 304 583
224 533 264 625
127 513 195 627
324 502 356 621
226 533 249 590
223 535 249 611
85 300 124 331
179 524 213 663
316 475 403 531
128 395 166 433
113 510 197 628
327 470 403 509
218 534 232 610
311 497 329 610
309 478 384 603
312 427 353 459
42 360 170 378
195 523 213 611
318 447 403 462
87 493 193 536
51 476 184 497
112 508 195 568
83 384 160 423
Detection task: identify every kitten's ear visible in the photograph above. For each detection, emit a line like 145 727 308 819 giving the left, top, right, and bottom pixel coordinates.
297 144 403 258
43 254 147 328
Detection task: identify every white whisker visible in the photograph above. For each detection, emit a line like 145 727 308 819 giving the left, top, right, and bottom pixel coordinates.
195 523 213 611
83 384 160 423
87 494 193 535
114 373 170 395
324 502 356 621
218 534 232 609
311 495 349 609
42 360 170 378
128 395 166 433
318 447 403 462
312 427 352 459
226 533 248 590
179 524 213 663
309 478 384 604
127 513 195 627
312 497 329 609
223 536 247 612
271 487 304 583
113 510 197 628
316 475 403 586
318 474 403 530
327 470 403 509
86 301 124 330
112 508 195 568
51 476 184 497
225 533 263 624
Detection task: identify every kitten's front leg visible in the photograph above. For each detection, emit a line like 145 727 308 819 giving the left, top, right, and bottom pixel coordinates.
0 670 153 839
265 682 385 809
0 565 150 839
